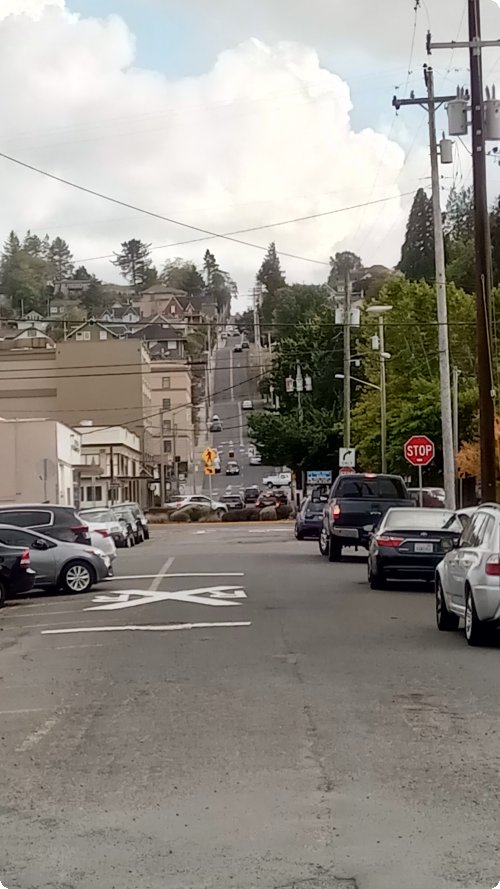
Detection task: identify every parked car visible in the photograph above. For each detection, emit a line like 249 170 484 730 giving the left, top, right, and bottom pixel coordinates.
256 491 282 509
221 493 245 510
0 504 90 545
243 486 260 505
167 494 228 517
0 544 35 606
319 473 414 562
367 507 461 589
262 471 292 488
249 453 262 466
408 487 446 507
436 502 500 646
242 399 253 410
114 506 145 543
233 344 243 353
225 461 240 476
209 418 222 432
0 525 110 594
242 341 250 349
295 498 325 540
85 521 117 567
120 501 150 540
79 507 133 548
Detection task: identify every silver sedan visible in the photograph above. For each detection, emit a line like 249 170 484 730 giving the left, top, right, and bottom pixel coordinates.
0 524 111 594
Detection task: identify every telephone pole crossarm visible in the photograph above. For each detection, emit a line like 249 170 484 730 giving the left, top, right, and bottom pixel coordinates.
392 94 456 111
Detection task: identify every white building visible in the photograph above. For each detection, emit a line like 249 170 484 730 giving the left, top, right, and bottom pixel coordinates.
0 418 81 505
75 423 144 507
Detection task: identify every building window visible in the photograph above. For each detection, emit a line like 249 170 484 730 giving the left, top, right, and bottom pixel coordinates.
162 419 172 433
76 330 91 341
170 305 176 314
167 341 177 350
99 330 108 340
162 376 171 389
26 328 37 337
85 485 102 501
162 398 171 410
163 440 172 454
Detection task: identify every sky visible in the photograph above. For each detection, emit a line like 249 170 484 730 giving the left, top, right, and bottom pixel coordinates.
2 0 500 308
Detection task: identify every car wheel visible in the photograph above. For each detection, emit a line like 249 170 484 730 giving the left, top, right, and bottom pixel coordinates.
216 508 225 519
436 577 459 631
0 579 5 608
61 560 95 594
328 536 342 562
465 587 488 646
266 482 274 489
368 560 386 590
319 528 329 556
137 530 145 544
295 525 304 540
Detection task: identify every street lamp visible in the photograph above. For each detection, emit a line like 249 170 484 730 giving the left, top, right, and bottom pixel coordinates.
367 305 392 473
335 373 381 391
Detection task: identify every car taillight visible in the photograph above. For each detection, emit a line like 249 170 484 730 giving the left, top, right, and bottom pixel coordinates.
486 554 500 576
376 536 404 548
331 503 341 520
97 530 110 539
20 548 30 567
72 524 89 536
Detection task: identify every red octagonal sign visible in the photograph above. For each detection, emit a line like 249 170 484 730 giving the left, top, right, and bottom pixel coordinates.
404 435 435 466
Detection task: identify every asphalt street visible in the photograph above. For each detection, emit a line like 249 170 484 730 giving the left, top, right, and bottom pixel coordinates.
2 525 500 889
208 340 277 493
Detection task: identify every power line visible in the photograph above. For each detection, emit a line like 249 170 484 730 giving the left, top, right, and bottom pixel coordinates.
0 149 413 269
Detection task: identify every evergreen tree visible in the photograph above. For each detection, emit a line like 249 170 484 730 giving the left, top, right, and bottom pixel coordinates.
257 242 286 295
112 239 153 294
203 250 234 317
397 188 435 282
73 265 92 281
23 230 43 257
489 196 500 286
49 236 74 287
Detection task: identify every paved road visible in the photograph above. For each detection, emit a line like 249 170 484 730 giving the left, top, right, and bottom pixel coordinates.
208 340 277 493
2 526 500 889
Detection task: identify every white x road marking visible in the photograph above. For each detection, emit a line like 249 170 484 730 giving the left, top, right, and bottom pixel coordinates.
86 585 247 612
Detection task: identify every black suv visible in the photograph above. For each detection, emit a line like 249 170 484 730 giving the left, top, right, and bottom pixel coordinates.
0 544 35 606
0 505 90 545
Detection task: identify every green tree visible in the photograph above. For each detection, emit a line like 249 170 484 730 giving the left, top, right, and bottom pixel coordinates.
73 265 92 281
0 231 49 314
23 230 43 257
257 242 286 330
397 188 435 282
49 236 74 287
328 250 363 290
203 250 235 317
235 308 255 342
444 186 475 291
161 258 205 296
112 239 153 294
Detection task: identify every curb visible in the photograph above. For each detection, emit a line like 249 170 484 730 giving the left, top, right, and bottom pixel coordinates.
149 520 294 528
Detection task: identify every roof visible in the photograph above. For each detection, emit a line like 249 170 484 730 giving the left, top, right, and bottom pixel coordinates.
140 285 188 298
129 323 184 341
100 305 139 320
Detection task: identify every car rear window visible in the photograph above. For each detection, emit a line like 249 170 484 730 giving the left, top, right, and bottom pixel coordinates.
0 509 52 527
385 509 459 531
336 477 407 499
305 502 324 514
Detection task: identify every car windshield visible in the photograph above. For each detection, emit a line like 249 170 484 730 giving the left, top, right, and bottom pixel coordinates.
305 501 324 514
80 509 114 522
385 509 460 531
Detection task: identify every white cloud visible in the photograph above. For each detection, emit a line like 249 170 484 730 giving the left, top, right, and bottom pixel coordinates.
0 1 414 306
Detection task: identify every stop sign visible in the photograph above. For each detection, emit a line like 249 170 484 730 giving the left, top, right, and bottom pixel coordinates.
404 435 435 466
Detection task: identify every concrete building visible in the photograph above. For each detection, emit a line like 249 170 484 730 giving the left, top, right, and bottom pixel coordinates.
75 424 144 508
0 418 81 505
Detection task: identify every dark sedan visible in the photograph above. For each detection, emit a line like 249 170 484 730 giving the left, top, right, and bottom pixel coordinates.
243 486 260 505
0 544 36 605
295 498 324 539
367 507 461 589
221 494 245 511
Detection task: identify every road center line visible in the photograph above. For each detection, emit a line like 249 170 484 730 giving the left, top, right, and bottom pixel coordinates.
0 708 47 715
149 556 175 592
16 715 59 752
42 621 252 636
108 573 244 581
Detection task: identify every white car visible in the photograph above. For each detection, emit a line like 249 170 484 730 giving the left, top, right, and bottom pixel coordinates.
242 399 253 410
436 503 500 646
168 494 228 516
249 453 262 465
86 521 117 566
80 507 131 548
263 471 292 488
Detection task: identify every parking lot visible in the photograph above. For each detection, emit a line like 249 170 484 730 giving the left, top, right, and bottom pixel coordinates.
2 523 500 889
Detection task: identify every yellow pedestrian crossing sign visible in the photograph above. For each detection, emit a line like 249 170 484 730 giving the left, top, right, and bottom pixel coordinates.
202 447 217 466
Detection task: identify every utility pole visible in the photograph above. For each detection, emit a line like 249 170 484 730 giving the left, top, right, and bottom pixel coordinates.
392 69 456 508
428 2 500 500
343 271 351 448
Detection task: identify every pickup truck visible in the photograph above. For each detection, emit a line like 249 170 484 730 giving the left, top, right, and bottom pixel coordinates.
263 471 292 488
319 473 414 562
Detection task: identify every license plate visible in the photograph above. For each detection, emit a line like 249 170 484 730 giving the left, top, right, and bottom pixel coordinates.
415 542 433 553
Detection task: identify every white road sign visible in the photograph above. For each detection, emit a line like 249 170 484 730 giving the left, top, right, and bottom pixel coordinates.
339 447 356 468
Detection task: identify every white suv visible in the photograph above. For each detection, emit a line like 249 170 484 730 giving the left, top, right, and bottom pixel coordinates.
436 504 500 646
